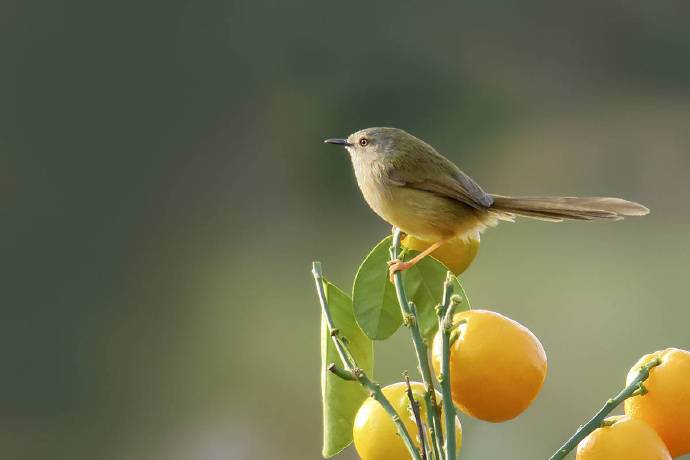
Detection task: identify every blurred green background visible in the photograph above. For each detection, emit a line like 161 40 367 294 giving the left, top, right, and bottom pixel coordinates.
3 1 690 459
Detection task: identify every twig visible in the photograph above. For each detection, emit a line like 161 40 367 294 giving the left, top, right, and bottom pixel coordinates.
404 372 429 460
327 363 355 381
421 392 442 460
437 272 459 460
548 357 662 460
312 262 422 460
419 419 434 460
390 228 445 459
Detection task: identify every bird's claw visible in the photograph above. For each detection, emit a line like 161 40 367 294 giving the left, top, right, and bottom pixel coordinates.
388 259 412 283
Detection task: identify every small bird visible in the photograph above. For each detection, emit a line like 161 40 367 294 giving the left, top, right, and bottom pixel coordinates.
325 127 649 280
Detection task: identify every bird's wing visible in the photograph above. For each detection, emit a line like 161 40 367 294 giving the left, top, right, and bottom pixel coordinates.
386 151 493 209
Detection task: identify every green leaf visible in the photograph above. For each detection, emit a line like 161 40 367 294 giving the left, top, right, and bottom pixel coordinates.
406 255 472 339
353 236 472 341
352 237 402 340
321 281 373 458
449 275 472 312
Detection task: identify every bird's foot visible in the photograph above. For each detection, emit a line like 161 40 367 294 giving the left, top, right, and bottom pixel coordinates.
388 259 412 283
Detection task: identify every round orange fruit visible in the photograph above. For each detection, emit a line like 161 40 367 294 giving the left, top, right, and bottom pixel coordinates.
431 309 547 422
402 234 479 275
576 415 671 460
624 348 690 457
353 381 462 460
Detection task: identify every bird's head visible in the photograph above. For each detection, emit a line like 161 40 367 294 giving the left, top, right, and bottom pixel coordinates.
324 127 424 161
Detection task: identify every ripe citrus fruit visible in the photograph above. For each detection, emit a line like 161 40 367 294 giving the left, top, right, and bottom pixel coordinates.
431 309 547 422
624 348 690 457
576 415 671 460
402 234 479 275
353 381 462 460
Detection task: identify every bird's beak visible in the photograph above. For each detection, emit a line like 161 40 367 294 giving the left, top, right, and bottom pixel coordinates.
324 138 353 147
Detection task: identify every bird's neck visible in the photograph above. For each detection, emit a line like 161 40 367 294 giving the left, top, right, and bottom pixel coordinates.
351 154 384 185
350 155 392 213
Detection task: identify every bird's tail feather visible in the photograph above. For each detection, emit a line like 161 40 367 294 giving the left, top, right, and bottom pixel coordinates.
489 195 649 222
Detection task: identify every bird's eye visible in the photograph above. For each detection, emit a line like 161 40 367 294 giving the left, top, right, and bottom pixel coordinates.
359 138 369 147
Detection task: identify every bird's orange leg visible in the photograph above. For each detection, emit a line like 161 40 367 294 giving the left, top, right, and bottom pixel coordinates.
388 237 451 283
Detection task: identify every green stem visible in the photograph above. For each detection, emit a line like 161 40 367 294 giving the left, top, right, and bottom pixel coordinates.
312 262 423 460
327 363 355 381
438 272 458 460
548 357 662 460
405 372 429 460
422 393 442 460
390 228 445 459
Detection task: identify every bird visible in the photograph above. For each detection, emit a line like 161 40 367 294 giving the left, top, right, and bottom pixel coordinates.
324 127 649 281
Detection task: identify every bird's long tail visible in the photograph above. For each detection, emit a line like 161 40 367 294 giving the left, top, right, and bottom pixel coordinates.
489 195 649 222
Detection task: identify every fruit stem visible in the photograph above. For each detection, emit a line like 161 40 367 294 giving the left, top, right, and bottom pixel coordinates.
312 262 423 460
391 228 446 459
547 357 662 460
438 271 458 460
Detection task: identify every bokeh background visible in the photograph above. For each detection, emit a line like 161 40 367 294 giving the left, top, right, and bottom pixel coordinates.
3 1 690 459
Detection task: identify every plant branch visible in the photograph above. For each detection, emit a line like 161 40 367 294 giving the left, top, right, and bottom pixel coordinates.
548 357 662 460
405 372 428 460
390 228 445 459
421 390 442 460
312 262 422 460
437 272 458 460
327 363 355 381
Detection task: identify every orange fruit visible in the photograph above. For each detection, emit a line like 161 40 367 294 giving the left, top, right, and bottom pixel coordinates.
624 348 690 457
402 235 479 275
431 309 547 422
353 381 462 460
576 415 671 460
